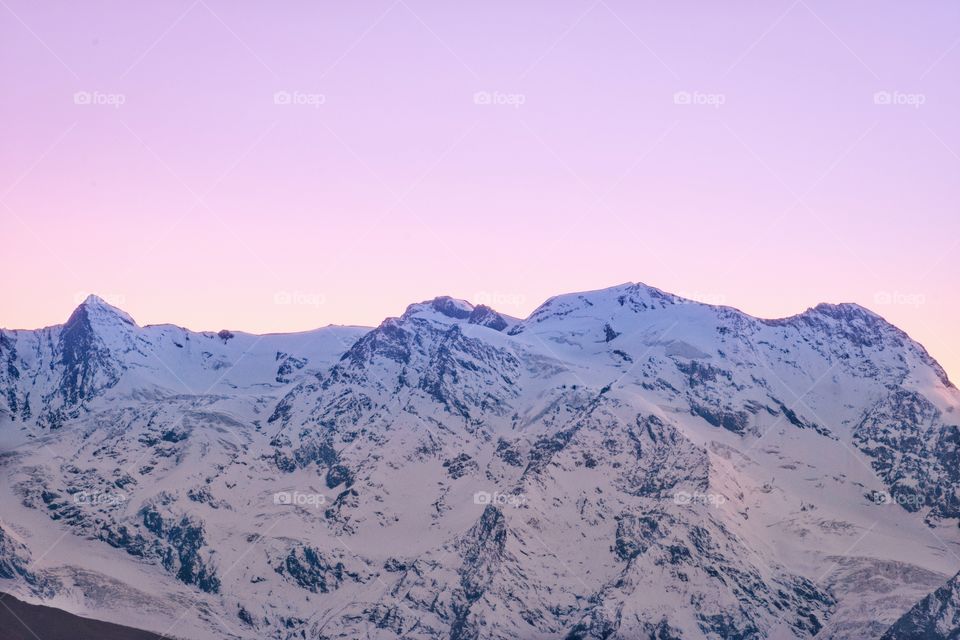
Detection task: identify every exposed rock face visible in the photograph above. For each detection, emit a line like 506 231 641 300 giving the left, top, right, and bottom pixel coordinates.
0 283 958 639
818 557 950 640
882 571 960 639
855 390 960 519
274 544 365 593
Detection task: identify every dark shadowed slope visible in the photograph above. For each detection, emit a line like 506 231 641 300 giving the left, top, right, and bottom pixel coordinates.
0 592 174 640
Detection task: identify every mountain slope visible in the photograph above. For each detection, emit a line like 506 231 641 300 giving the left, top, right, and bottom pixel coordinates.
0 295 366 432
882 570 960 639
1 284 958 639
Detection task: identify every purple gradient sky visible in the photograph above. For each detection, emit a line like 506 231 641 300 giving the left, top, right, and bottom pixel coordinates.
1 1 958 378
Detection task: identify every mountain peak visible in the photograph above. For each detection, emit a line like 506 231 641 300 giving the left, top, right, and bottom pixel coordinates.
69 294 136 328
811 301 881 319
401 296 475 322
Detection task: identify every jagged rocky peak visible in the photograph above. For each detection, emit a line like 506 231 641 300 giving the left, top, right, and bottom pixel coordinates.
766 301 909 337
467 304 509 331
772 301 888 330
401 283 683 334
773 301 953 387
4 281 960 639
400 295 510 331
811 301 880 318
37 295 141 428
59 294 137 366
510 281 682 334
66 294 137 330
402 296 475 321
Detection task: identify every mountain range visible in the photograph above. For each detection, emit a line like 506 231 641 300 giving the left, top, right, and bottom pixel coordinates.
1 283 958 639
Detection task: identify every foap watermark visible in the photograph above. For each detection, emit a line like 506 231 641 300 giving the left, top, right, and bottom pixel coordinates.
273 90 326 108
474 291 526 309
473 490 527 508
673 90 725 109
73 90 126 109
73 490 127 507
473 90 526 109
274 290 326 307
873 90 925 109
672 491 726 506
873 291 925 308
866 490 925 509
273 490 326 508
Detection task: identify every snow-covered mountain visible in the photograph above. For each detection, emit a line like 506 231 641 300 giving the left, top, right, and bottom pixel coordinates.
1 284 958 639
882 569 960 639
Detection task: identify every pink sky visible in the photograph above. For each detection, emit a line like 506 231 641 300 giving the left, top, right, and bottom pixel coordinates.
1 1 958 379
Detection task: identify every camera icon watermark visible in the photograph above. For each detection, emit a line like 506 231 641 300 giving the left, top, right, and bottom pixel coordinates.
273 290 326 307
273 90 326 108
673 90 725 109
73 90 126 109
873 90 925 109
873 291 925 308
866 489 924 509
473 490 527 508
73 490 127 506
273 490 326 508
473 90 526 109
672 491 726 506
474 291 526 309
